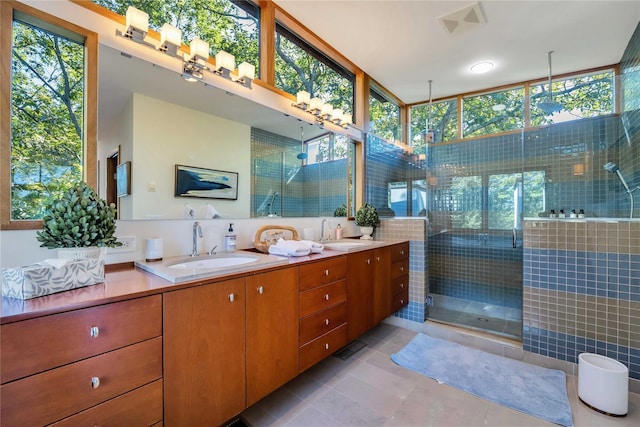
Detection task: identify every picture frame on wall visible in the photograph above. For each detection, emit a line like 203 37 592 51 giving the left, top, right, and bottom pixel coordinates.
175 164 238 200
116 161 131 197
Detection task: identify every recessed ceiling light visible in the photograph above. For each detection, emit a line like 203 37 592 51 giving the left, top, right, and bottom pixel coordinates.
470 61 493 74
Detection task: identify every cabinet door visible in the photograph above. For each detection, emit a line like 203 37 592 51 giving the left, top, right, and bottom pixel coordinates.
346 250 375 342
373 247 391 323
163 278 246 426
246 267 299 406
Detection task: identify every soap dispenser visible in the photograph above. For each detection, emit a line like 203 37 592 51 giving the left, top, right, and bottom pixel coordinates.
225 223 237 252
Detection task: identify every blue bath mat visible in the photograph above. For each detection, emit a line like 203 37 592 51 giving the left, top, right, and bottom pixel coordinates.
391 333 573 427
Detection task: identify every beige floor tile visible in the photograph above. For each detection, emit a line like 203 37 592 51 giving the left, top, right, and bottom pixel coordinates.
311 388 388 426
243 323 640 427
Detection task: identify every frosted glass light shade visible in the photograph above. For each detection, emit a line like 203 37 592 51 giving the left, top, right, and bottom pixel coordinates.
190 37 209 61
331 108 343 123
321 103 333 117
341 113 352 125
215 50 235 71
309 97 323 112
126 6 149 32
296 91 310 105
238 62 255 80
160 23 182 48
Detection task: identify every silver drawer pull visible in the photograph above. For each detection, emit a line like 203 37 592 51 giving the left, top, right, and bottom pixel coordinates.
325 318 330 326
258 286 264 295
376 256 380 261
400 299 404 304
400 283 404 288
229 293 235 302
324 269 329 276
89 326 99 338
324 294 330 301
325 343 329 350
401 250 405 255
400 266 404 272
91 377 100 389
367 259 371 264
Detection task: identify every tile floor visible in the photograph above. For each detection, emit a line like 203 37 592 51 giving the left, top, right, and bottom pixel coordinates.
241 323 640 427
428 294 522 340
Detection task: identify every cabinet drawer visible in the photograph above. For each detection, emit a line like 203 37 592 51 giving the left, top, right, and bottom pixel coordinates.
391 259 409 279
1 337 162 427
299 324 347 373
299 280 346 318
50 379 163 427
391 288 409 313
300 302 346 345
1 295 162 383
299 257 347 291
390 242 409 262
391 275 409 296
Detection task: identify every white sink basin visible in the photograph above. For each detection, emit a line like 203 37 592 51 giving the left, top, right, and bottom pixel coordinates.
322 240 375 251
135 252 288 283
168 255 259 269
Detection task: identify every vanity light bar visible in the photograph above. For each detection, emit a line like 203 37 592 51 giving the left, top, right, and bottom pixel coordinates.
292 92 352 128
114 7 254 90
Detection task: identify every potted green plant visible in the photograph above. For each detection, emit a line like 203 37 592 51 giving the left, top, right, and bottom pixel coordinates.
36 182 121 258
334 204 347 217
355 203 379 240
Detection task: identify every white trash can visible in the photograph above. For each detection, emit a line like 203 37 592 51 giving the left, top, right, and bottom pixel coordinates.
578 353 628 416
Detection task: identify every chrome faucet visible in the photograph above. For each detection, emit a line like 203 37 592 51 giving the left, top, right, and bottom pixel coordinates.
191 221 203 257
320 219 329 242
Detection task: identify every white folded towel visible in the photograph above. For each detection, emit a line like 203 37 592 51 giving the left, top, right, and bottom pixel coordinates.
301 240 324 253
268 238 310 257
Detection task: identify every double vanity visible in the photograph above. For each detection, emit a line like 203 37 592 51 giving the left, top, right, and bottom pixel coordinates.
0 239 409 426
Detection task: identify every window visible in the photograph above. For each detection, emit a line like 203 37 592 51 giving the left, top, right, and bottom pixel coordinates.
369 87 400 141
530 70 614 126
275 23 354 118
2 3 97 227
450 176 482 229
92 0 260 76
306 133 348 165
463 87 525 138
410 98 458 150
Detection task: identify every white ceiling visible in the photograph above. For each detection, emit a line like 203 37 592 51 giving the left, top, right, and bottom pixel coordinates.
273 0 640 104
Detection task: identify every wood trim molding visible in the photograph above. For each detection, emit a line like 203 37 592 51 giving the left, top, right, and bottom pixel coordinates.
0 0 98 230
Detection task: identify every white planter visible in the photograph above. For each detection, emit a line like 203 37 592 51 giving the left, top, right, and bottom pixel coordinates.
57 247 103 260
359 226 374 240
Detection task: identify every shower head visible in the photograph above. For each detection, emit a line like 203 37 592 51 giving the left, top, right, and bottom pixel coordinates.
604 162 631 193
603 162 620 173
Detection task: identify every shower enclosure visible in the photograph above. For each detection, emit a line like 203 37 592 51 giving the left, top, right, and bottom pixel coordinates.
426 129 528 339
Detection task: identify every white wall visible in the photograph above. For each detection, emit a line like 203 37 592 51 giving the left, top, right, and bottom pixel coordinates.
123 94 251 219
0 218 357 268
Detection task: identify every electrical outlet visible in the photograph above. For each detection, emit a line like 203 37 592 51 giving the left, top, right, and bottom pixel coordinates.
107 236 136 253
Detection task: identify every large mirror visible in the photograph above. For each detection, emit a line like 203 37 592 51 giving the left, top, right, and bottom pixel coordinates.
97 45 349 220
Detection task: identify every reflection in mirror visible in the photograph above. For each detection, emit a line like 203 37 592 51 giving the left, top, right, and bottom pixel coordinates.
97 44 348 219
251 129 349 218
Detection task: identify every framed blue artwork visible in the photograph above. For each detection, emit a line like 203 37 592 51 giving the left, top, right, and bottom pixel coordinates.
175 164 238 200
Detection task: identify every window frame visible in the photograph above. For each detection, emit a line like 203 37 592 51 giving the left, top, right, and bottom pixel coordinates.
0 0 97 230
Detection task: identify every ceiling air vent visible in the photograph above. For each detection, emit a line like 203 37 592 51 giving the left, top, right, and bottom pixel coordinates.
437 2 486 35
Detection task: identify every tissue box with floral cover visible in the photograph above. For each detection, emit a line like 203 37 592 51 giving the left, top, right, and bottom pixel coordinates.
1 258 105 300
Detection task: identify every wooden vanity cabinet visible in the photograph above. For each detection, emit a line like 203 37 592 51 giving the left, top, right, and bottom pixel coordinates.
390 242 410 313
246 267 299 406
0 295 163 426
163 278 246 426
346 249 376 341
347 243 410 341
298 256 348 372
